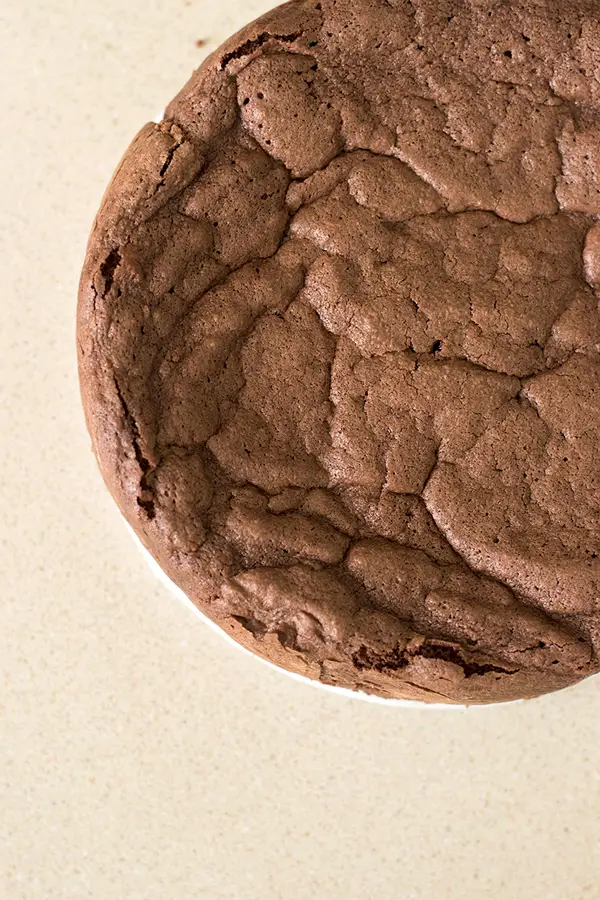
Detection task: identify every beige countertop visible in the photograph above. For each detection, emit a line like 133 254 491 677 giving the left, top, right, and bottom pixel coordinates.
1 1 600 897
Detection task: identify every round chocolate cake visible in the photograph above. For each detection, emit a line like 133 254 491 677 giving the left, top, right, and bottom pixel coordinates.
78 0 600 704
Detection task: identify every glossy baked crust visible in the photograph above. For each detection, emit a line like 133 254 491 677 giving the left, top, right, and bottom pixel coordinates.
78 0 600 703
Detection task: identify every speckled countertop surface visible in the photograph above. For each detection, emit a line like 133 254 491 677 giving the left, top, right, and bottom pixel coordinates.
1 2 600 898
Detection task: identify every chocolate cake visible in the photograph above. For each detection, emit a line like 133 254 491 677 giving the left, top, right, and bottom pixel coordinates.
78 0 600 703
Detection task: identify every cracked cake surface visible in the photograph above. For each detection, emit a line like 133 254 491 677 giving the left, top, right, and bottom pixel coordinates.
78 0 600 704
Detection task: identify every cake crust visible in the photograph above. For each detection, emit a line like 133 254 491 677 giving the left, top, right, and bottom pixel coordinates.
78 0 600 703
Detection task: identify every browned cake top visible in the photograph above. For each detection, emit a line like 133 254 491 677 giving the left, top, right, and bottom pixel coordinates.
78 0 600 704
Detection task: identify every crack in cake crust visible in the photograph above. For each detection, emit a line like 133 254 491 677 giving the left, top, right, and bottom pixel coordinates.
78 0 600 703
